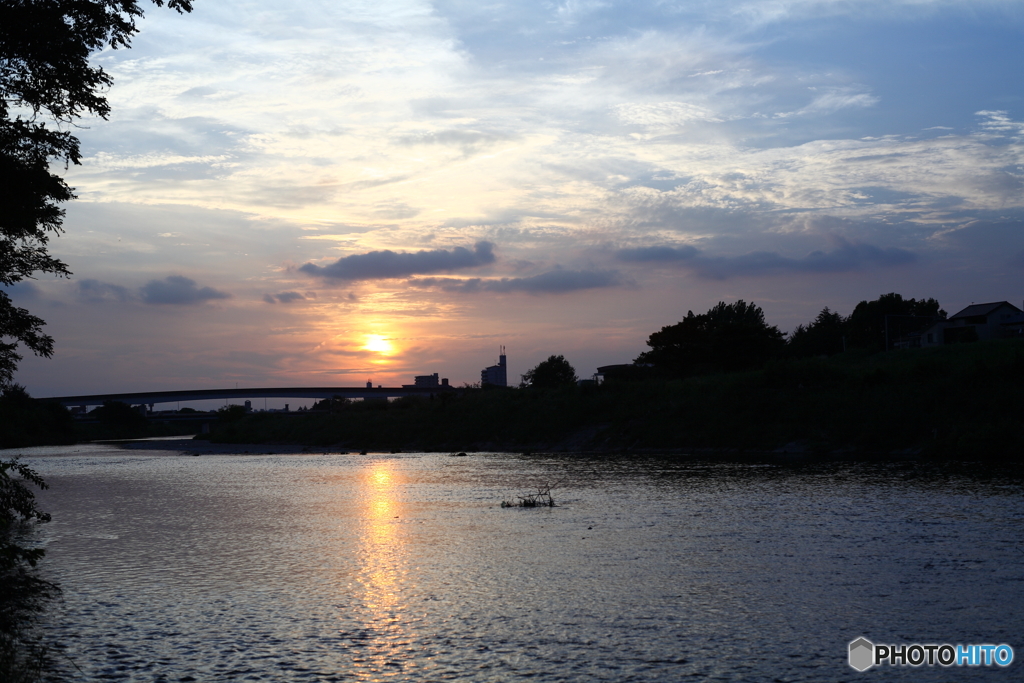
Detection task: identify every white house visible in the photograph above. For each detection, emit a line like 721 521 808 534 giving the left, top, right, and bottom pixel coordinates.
921 301 1024 346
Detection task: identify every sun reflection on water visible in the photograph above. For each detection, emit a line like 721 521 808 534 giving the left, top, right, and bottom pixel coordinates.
353 460 411 678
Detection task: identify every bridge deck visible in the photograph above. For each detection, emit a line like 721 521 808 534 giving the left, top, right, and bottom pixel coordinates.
45 386 456 407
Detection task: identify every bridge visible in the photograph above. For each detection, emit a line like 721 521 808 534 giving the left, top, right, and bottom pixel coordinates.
45 385 458 409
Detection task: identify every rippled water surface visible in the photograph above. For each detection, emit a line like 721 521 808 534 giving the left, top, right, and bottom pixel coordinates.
13 445 1024 681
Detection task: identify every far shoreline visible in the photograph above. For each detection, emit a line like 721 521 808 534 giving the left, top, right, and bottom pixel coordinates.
90 437 1007 467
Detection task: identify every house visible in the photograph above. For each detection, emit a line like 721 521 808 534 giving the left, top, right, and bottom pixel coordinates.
921 301 1024 346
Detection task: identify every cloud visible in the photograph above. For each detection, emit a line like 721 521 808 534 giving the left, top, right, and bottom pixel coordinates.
409 268 624 294
614 102 721 127
1008 249 1024 270
616 238 915 279
372 201 421 220
394 129 516 152
785 88 879 117
976 110 1024 136
0 282 43 301
300 242 496 281
617 245 700 262
77 279 134 303
263 291 306 304
140 276 231 305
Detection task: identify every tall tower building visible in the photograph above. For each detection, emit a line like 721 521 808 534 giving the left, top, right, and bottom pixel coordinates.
480 346 507 387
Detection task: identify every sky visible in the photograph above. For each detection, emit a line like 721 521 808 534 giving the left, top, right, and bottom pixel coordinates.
7 0 1024 399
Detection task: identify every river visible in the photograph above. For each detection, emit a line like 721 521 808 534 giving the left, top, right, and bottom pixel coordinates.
11 442 1024 681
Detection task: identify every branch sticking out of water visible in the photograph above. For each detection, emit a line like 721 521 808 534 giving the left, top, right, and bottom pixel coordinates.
501 484 557 508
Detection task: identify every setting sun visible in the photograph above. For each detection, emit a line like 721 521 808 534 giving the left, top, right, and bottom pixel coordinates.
362 334 394 355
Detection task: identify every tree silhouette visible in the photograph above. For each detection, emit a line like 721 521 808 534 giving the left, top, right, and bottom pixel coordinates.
787 307 847 358
0 0 193 386
522 355 578 388
845 293 944 351
637 300 785 376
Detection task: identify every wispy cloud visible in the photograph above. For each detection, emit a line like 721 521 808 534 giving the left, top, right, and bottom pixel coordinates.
394 129 517 154
614 102 722 128
976 110 1024 136
300 242 497 281
783 87 879 117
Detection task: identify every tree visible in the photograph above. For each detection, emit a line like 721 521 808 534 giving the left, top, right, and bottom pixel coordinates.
0 383 74 448
787 307 847 358
216 404 248 422
522 355 578 389
845 293 945 351
636 300 785 376
0 0 193 387
0 457 58 681
0 459 50 572
90 399 146 431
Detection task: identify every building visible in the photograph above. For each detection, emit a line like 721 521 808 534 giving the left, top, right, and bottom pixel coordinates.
921 301 1024 346
402 373 451 389
481 346 507 387
593 363 652 383
414 373 439 387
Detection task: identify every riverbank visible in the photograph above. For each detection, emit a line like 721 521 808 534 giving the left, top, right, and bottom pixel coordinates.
115 438 315 455
199 339 1024 461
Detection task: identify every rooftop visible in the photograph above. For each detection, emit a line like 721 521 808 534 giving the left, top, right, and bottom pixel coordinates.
949 301 1023 320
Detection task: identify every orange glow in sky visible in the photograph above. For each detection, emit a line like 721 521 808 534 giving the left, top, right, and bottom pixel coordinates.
362 334 394 355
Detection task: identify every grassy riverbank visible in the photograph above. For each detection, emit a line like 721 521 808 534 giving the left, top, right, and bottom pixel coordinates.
202 339 1024 460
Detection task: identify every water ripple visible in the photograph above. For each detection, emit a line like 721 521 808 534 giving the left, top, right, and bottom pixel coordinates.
10 449 1022 681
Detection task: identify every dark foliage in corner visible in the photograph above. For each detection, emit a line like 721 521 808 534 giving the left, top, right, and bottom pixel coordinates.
0 459 50 571
522 355 578 388
0 458 59 682
637 300 785 377
0 0 193 386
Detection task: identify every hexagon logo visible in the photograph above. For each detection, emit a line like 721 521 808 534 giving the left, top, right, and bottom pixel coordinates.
849 637 874 671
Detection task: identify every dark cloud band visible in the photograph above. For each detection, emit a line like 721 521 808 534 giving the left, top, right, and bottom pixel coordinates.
77 279 132 303
141 276 230 305
616 245 699 262
410 269 623 294
617 239 914 279
300 241 496 280
263 291 306 304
